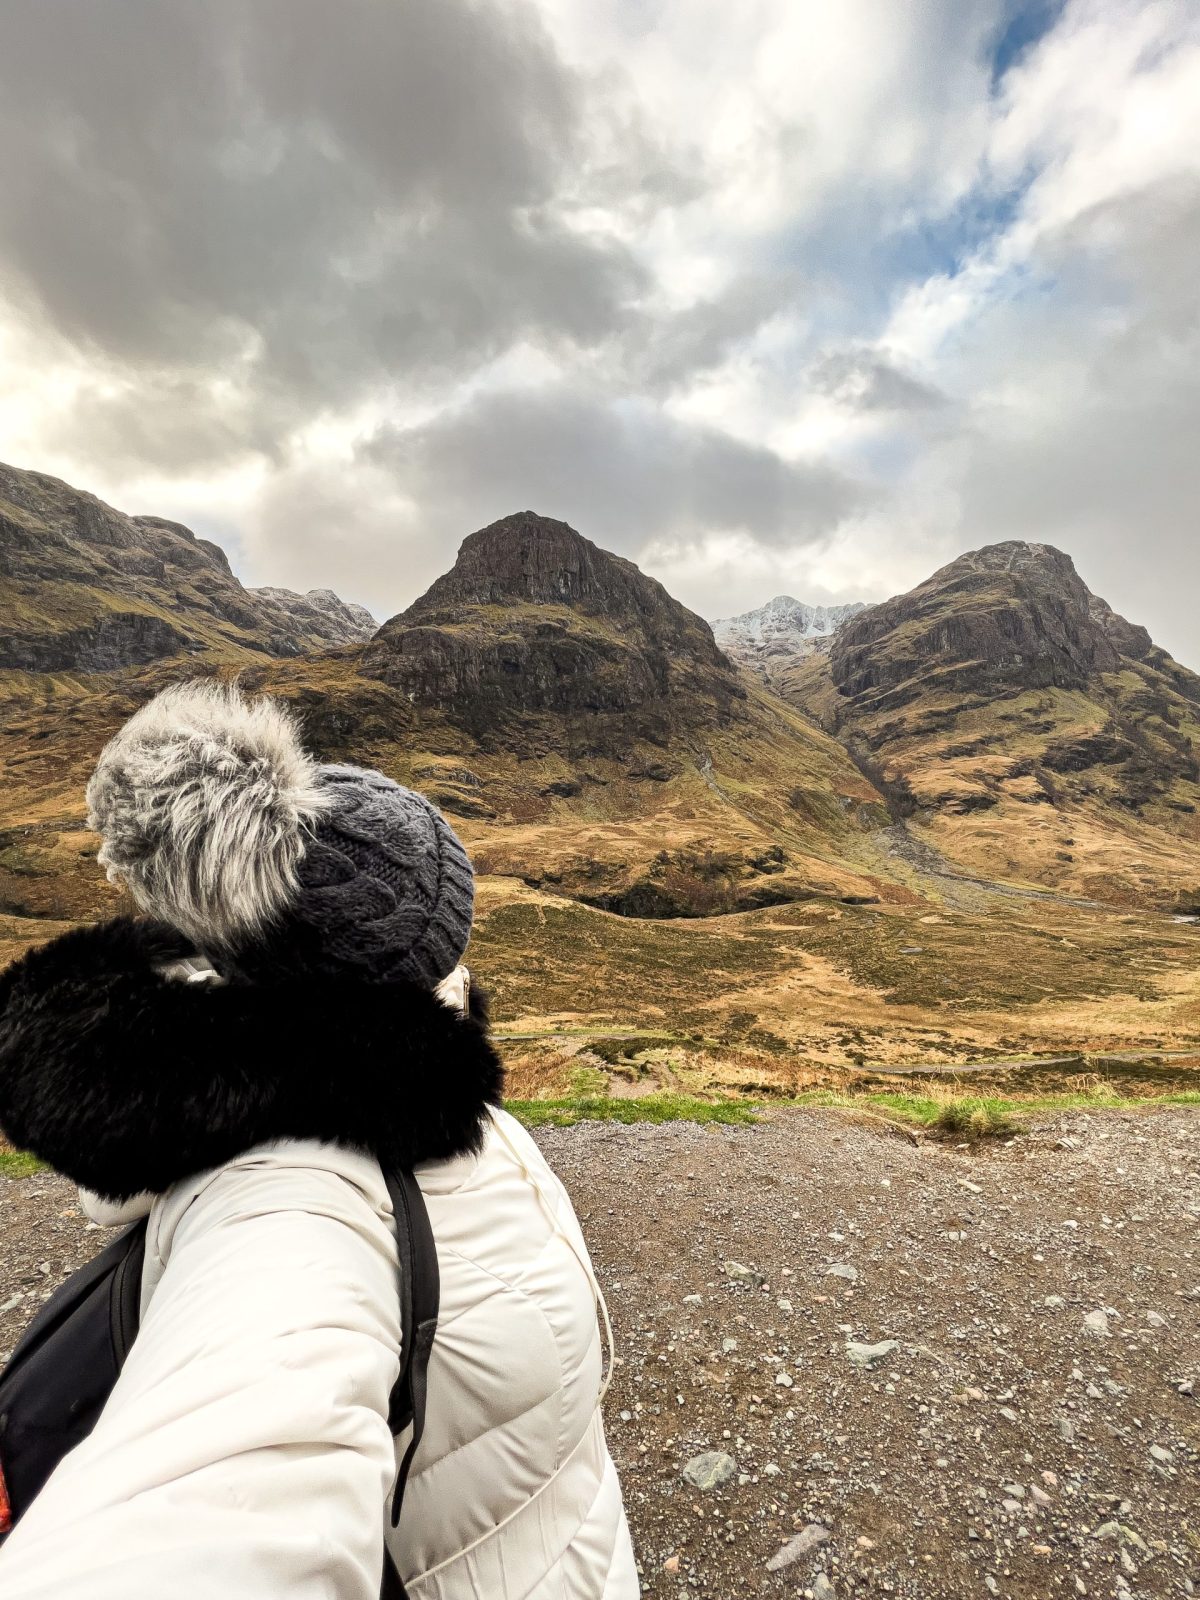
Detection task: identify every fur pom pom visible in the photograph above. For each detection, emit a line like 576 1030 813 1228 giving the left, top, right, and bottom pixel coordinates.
85 679 329 948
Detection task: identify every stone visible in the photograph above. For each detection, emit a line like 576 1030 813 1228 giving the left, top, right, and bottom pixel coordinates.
1092 1522 1149 1552
1149 1444 1174 1464
764 1524 830 1572
681 1451 737 1491
682 1294 702 1306
846 1339 899 1370
1083 1309 1110 1336
724 1261 764 1287
1044 1295 1066 1309
1144 1310 1167 1327
813 1575 837 1600
827 1264 859 1283
721 1338 739 1354
775 1370 794 1388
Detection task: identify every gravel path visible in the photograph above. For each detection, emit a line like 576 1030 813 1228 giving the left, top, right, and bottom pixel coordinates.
3 1106 1198 1598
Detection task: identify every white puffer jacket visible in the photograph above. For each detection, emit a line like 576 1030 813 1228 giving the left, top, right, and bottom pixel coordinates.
0 925 639 1599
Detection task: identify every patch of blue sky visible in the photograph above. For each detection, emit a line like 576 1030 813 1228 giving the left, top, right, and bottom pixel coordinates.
765 163 1035 345
872 178 1029 288
989 0 1067 88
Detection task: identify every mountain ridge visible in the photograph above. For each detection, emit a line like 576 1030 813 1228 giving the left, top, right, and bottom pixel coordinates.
0 461 376 671
0 471 1196 1074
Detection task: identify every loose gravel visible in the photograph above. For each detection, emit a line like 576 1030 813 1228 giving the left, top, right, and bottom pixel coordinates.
2 1105 1198 1598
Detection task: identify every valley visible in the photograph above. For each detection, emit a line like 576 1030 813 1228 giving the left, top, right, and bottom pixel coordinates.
0 463 1196 1120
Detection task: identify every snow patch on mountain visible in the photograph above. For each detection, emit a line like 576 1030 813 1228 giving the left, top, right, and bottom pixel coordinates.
712 596 867 660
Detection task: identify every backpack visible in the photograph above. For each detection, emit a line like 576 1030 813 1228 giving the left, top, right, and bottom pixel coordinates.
0 1167 438 1599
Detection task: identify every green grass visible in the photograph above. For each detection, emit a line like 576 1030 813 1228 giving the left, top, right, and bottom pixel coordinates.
507 1092 760 1129
791 1085 1200 1140
0 1150 46 1179
509 1081 1200 1135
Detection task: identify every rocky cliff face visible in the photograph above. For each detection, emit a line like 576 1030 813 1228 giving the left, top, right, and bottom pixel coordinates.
361 512 745 743
0 462 374 671
713 596 866 691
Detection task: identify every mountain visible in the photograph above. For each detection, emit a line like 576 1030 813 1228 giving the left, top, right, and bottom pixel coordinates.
788 541 1200 910
362 511 747 743
0 500 892 934
0 490 1196 1074
304 511 890 913
0 462 375 671
712 595 867 693
251 587 377 648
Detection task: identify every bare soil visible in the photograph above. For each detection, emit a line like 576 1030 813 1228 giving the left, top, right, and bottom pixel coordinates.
2 1106 1198 1598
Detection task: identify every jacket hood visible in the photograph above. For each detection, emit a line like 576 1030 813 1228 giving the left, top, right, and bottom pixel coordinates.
0 917 504 1201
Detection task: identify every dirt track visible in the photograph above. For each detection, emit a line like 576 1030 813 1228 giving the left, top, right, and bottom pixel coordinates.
3 1106 1199 1597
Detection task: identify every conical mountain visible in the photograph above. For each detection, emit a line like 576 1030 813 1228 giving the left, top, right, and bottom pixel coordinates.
362 512 744 741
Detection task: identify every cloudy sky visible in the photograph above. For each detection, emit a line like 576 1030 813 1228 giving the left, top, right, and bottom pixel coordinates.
0 0 1197 665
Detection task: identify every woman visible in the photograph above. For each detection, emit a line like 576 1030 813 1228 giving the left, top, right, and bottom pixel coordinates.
0 680 639 1599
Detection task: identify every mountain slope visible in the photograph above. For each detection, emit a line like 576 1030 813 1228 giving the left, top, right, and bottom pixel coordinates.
713 595 866 693
788 541 1200 909
0 462 375 670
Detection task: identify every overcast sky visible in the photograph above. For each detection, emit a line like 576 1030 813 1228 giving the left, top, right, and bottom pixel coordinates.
0 0 1197 665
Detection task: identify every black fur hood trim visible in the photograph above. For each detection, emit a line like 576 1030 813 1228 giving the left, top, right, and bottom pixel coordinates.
0 917 504 1201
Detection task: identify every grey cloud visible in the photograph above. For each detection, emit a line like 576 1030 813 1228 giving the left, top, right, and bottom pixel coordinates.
0 0 656 457
614 270 809 393
364 385 870 563
809 348 949 412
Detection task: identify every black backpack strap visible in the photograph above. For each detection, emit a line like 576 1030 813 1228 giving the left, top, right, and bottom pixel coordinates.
380 1168 440 1600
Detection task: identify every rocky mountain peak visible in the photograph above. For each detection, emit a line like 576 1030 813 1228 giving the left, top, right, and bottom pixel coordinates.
714 594 867 646
400 511 710 637
828 539 1144 705
362 512 742 742
251 587 376 647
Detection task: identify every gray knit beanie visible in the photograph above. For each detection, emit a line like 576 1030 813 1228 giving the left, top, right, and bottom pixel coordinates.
85 680 475 987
